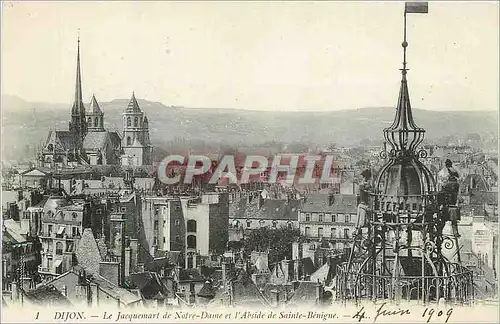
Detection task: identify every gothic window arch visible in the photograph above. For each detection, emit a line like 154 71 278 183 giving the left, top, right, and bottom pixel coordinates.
134 117 138 127
127 136 131 146
47 144 54 152
87 117 92 124
94 117 99 127
127 117 131 127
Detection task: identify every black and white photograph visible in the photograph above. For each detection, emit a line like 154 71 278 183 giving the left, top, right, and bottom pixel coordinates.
1 1 498 323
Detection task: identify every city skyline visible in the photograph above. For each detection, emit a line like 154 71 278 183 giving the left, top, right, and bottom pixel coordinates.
2 1 499 112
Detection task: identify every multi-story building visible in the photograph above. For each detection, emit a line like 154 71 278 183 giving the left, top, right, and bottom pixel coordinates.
37 196 89 280
2 219 40 290
140 192 229 269
298 193 358 251
229 190 300 234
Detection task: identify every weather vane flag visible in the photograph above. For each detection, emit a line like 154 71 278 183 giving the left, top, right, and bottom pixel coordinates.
405 1 429 14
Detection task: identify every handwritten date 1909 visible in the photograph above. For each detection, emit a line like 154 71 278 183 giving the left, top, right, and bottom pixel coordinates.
422 307 453 323
352 303 453 323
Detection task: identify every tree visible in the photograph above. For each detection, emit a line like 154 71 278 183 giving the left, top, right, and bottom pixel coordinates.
242 226 301 265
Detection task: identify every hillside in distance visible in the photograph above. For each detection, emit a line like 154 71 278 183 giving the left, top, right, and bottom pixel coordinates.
2 95 498 161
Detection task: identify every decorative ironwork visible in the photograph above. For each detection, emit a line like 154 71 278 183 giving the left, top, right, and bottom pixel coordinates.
337 3 472 306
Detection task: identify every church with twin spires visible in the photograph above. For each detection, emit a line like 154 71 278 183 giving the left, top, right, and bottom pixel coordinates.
39 37 153 168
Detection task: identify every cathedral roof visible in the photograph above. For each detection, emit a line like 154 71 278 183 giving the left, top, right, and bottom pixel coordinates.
109 131 122 147
87 94 103 115
125 92 142 113
49 130 81 151
83 131 108 151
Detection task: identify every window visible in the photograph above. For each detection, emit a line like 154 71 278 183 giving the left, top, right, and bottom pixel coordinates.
318 214 324 222
121 207 127 212
87 117 92 124
134 117 138 127
94 117 99 127
287 222 293 229
187 220 196 232
344 214 350 223
163 237 166 243
175 235 180 242
318 227 324 237
127 117 131 127
48 224 53 235
175 219 180 226
154 237 158 245
246 220 251 228
56 242 63 255
96 209 102 215
47 144 54 152
47 211 53 218
331 228 336 238
72 227 80 237
154 220 159 230
127 137 131 146
305 213 311 222
305 227 310 236
344 228 349 239
72 212 78 219
272 221 277 228
332 214 337 222
187 235 196 249
259 220 265 227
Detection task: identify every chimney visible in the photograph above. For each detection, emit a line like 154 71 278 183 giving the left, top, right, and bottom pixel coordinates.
328 193 334 206
221 262 226 289
293 259 299 281
124 247 131 277
11 282 19 302
270 289 279 308
258 194 264 209
189 282 196 305
129 239 138 271
90 283 99 307
281 258 290 283
315 280 323 305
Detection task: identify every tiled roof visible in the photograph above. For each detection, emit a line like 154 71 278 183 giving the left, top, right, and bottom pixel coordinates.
83 131 108 150
301 194 357 214
230 196 300 221
124 93 142 113
287 281 318 306
54 131 81 151
23 285 72 306
87 95 102 114
197 280 218 298
74 228 102 274
3 219 27 243
129 272 169 299
179 268 205 282
211 268 271 308
109 132 122 147
262 283 294 303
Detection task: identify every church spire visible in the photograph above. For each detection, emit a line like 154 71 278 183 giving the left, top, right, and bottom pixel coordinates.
69 31 87 138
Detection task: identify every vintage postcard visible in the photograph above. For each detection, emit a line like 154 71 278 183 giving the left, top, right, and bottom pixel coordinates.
1 1 498 323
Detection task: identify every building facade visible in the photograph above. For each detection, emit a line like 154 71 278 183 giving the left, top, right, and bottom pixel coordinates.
298 193 358 251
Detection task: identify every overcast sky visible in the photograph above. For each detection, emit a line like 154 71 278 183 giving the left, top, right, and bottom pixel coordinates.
2 1 498 111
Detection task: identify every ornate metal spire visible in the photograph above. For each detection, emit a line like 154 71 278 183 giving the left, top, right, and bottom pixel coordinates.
383 8 425 158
